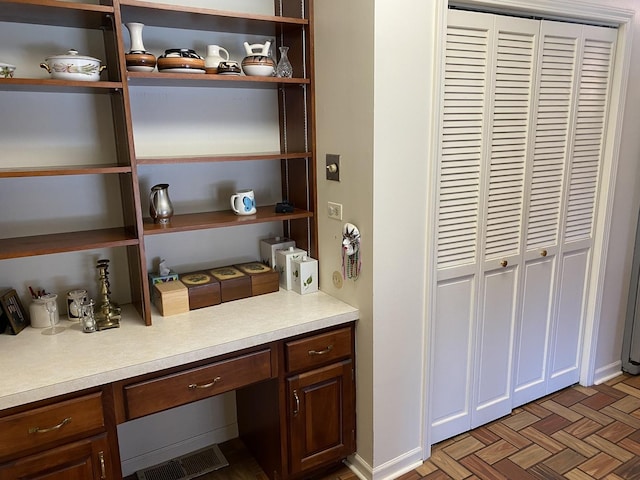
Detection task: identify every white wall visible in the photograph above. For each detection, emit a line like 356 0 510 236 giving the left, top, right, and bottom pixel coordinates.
594 0 640 381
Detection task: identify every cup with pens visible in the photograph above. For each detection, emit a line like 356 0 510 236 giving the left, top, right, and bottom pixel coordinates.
28 287 63 334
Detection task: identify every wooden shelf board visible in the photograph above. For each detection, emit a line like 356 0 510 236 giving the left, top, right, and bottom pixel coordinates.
0 228 140 260
126 72 309 88
0 164 132 178
0 78 123 93
143 206 313 235
0 0 114 28
136 152 311 165
120 0 307 34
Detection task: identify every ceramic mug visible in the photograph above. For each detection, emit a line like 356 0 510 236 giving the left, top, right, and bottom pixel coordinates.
231 189 256 215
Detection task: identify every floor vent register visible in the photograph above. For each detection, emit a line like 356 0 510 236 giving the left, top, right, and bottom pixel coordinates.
136 444 229 480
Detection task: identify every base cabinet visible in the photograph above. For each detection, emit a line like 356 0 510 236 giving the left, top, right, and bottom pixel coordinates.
286 360 355 475
237 324 356 479
0 323 356 480
0 435 112 480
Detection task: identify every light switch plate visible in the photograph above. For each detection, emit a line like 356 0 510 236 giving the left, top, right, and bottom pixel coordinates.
326 154 340 181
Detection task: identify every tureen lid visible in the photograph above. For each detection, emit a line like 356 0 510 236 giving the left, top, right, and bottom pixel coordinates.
45 49 101 63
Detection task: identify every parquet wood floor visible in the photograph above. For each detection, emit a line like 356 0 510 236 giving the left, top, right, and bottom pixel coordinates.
126 373 640 480
329 373 640 480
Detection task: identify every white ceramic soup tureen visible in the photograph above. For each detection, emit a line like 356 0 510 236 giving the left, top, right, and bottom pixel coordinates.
40 49 106 81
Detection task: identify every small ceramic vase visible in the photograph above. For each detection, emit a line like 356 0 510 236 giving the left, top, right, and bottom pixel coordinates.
124 22 156 72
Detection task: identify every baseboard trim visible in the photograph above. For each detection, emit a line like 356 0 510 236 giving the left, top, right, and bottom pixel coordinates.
594 361 623 384
345 453 373 480
120 424 238 477
351 446 423 480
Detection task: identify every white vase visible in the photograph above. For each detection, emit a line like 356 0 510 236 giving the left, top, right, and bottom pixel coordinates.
124 22 156 72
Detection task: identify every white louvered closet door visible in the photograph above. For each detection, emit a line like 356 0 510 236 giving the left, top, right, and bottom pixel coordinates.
432 8 618 444
548 23 617 393
432 9 491 443
473 15 538 428
513 21 582 407
431 9 539 442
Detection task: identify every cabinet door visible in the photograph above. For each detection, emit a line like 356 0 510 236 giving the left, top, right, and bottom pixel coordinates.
286 360 355 475
0 434 112 480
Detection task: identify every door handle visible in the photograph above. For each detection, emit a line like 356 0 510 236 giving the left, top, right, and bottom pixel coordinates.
293 390 300 416
188 376 221 389
500 260 508 268
28 417 71 434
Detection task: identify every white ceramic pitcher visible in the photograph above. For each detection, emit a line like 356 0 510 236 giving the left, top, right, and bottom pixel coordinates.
204 45 230 73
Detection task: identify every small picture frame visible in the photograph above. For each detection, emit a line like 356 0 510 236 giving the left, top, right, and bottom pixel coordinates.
0 289 29 335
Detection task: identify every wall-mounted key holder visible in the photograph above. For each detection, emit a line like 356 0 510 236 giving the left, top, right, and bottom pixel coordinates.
342 223 361 280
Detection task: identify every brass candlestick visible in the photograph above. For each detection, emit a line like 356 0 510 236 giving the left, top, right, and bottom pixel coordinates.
95 259 121 330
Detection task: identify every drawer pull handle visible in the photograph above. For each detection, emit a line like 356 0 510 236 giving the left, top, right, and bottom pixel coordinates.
293 390 300 416
99 451 106 479
28 417 71 434
188 376 221 390
308 345 333 356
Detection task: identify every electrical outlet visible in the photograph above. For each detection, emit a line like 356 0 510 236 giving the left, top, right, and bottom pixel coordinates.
332 271 343 289
327 202 343 220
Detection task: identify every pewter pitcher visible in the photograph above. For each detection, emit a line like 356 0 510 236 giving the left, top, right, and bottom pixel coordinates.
150 184 174 224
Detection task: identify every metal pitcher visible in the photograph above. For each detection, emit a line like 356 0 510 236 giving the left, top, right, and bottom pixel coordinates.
150 183 174 224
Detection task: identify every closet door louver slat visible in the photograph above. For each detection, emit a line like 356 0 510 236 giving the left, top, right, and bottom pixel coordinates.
483 31 535 260
437 25 488 269
564 35 615 243
526 35 576 250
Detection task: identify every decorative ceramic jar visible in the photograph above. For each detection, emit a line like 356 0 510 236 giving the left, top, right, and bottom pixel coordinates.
40 49 105 81
241 41 275 77
157 49 205 73
124 22 156 72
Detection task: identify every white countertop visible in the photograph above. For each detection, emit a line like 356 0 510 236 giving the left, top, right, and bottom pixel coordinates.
0 290 358 411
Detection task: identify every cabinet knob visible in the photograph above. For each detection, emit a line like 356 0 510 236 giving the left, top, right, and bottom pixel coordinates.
500 260 508 268
541 249 548 257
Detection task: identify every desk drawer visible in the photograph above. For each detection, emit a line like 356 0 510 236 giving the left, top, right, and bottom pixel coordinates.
0 392 104 460
285 326 352 372
124 349 272 419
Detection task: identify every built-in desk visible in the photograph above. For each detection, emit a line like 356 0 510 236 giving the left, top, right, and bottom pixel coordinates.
0 290 359 479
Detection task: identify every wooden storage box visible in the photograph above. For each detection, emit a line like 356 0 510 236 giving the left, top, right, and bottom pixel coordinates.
179 271 221 310
153 281 189 316
209 266 252 303
148 270 179 302
235 262 280 296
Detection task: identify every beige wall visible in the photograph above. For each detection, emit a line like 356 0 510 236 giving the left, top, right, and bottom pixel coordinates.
314 0 376 466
